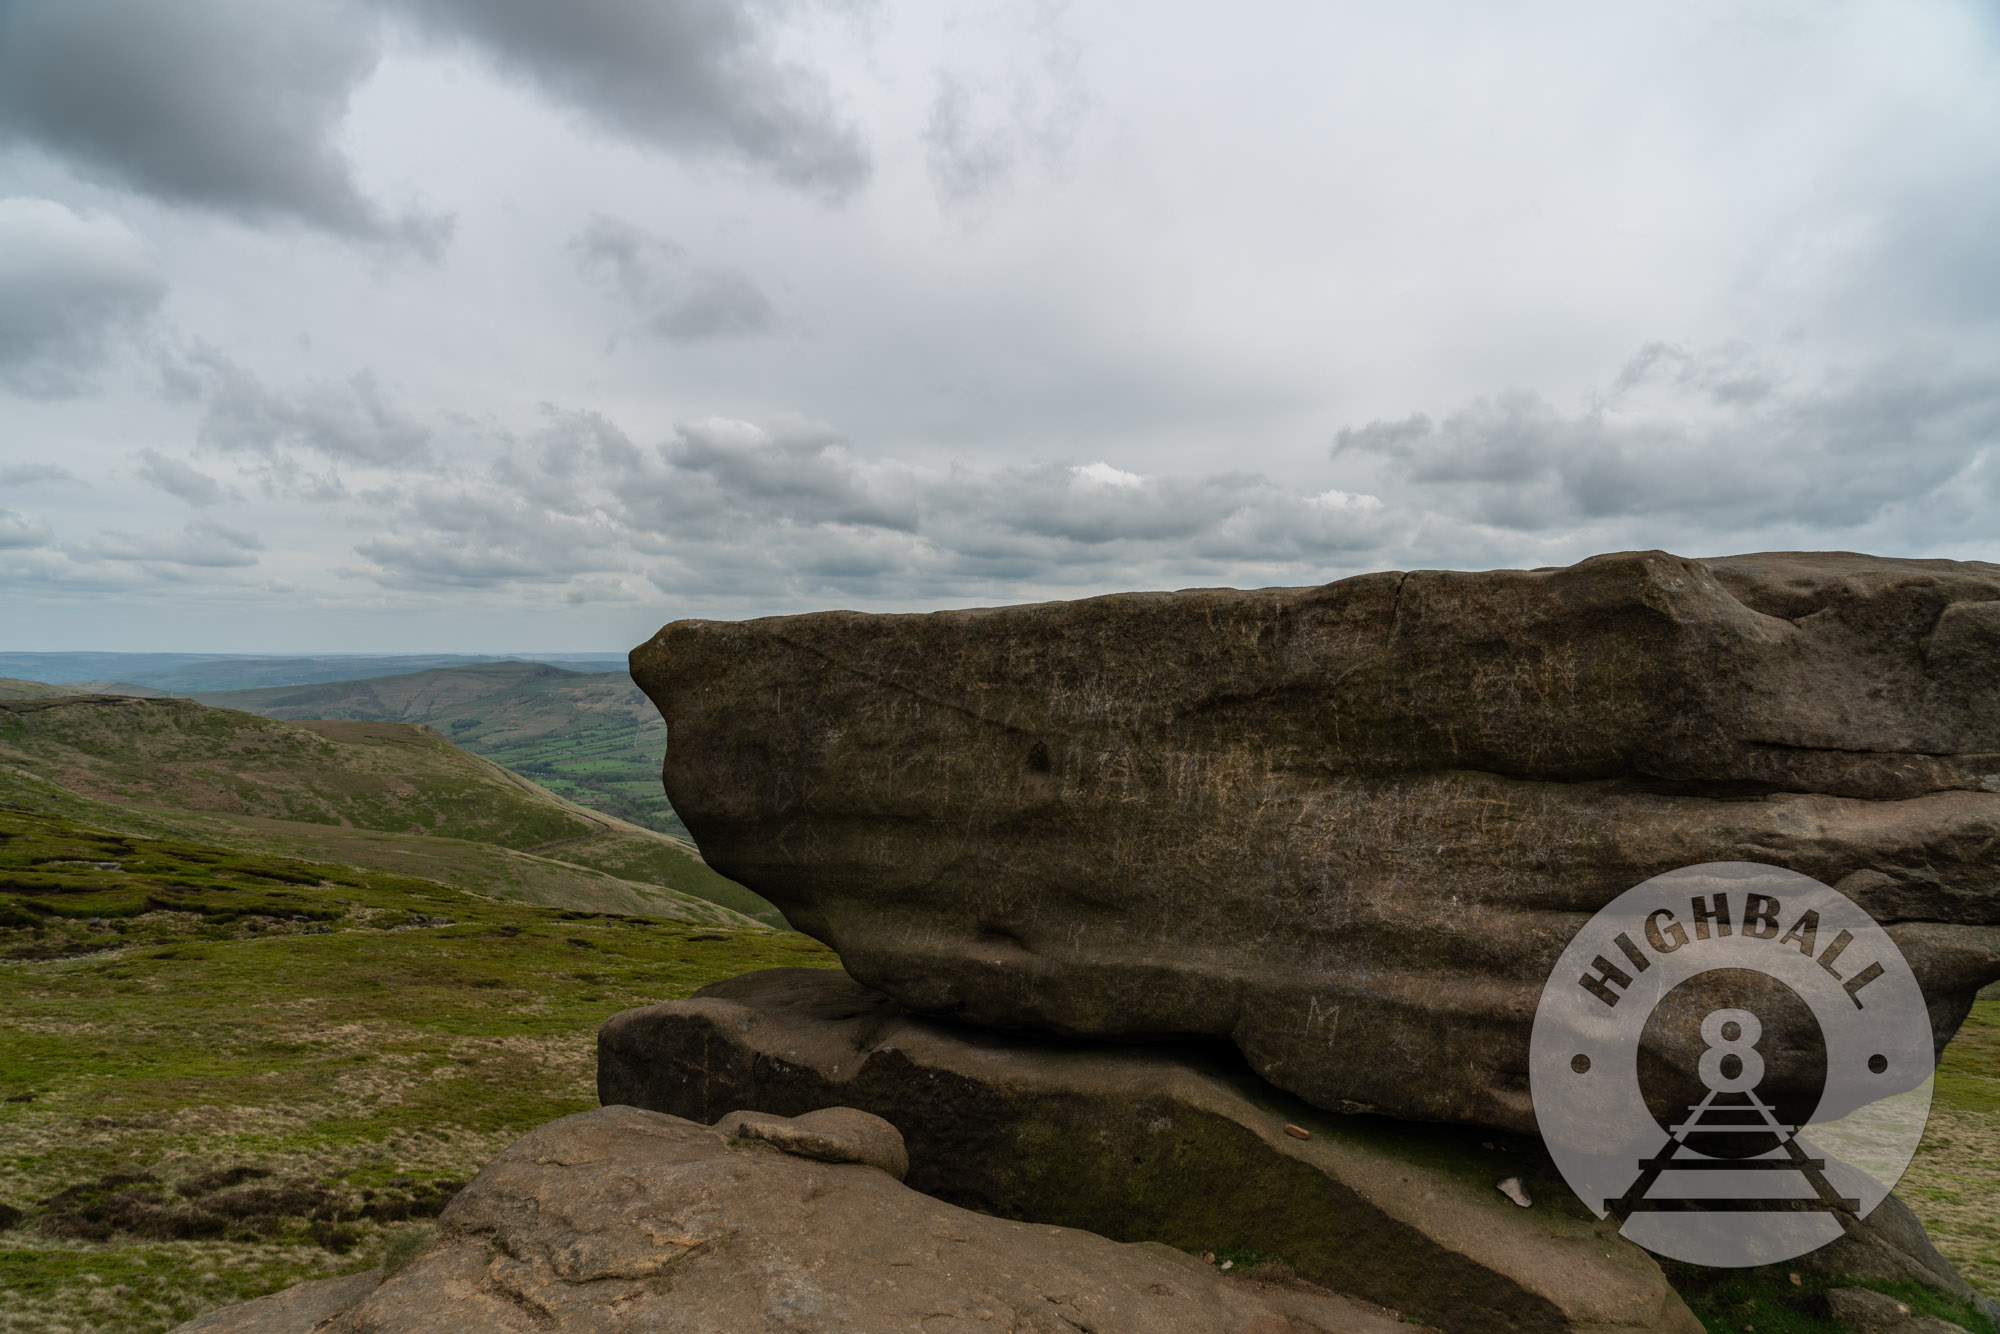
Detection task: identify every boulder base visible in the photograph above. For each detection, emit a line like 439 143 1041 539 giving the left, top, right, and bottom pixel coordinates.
598 967 1705 1334
171 1104 1411 1334
632 551 2000 1131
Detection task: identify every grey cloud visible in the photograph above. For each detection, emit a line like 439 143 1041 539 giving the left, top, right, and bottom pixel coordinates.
573 216 776 341
0 463 79 486
136 449 228 506
86 518 263 567
971 463 1264 545
353 486 623 589
662 416 915 528
390 0 870 195
0 197 165 396
0 0 867 256
0 546 158 594
0 509 54 549
1332 345 2000 538
349 409 1401 598
188 353 432 470
0 0 447 251
924 10 1087 211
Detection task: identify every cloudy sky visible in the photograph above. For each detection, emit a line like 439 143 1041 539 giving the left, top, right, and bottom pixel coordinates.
3 0 1998 653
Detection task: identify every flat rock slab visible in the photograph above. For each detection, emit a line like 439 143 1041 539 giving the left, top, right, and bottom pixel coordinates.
632 550 2000 1131
172 1104 1412 1334
171 1270 384 1333
599 967 1705 1334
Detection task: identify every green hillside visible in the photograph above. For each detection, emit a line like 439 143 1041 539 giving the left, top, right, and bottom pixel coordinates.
0 679 72 702
0 696 781 927
0 802 836 1333
194 662 684 839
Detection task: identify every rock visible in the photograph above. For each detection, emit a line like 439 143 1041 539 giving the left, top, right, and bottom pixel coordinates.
1824 1285 1968 1334
711 1103 910 1179
631 550 2000 1132
1791 1191 1997 1322
598 966 1704 1334
169 1270 384 1332
175 1104 1415 1333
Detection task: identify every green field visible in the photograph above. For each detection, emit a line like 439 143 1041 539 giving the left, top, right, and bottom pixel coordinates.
0 805 837 1333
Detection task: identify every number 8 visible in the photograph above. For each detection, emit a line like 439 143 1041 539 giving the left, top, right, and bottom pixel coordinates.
1698 1008 1764 1093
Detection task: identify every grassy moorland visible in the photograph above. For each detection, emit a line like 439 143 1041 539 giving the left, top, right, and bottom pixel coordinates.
0 805 837 1334
0 694 780 927
192 662 686 839
1902 988 2000 1297
0 682 72 703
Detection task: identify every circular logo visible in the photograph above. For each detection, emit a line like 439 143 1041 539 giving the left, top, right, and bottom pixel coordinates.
1529 862 1935 1267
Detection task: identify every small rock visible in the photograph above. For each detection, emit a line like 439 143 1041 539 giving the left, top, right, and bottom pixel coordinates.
1497 1178 1531 1208
1284 1123 1311 1140
1822 1286 1946 1334
1220 1259 1233 1270
712 1106 910 1181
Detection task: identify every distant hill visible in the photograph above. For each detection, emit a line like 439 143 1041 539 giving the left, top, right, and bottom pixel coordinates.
0 695 780 927
53 680 174 697
193 661 684 839
0 677 73 700
0 651 627 693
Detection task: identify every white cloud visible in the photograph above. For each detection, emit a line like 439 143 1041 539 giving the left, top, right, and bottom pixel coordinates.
85 518 264 568
1072 462 1142 489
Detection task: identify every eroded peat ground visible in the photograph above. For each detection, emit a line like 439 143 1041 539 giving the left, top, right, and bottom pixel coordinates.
0 808 835 1334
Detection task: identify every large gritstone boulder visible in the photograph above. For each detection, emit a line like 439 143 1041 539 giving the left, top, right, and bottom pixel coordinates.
630 551 2000 1132
599 967 1705 1334
170 1104 1410 1334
